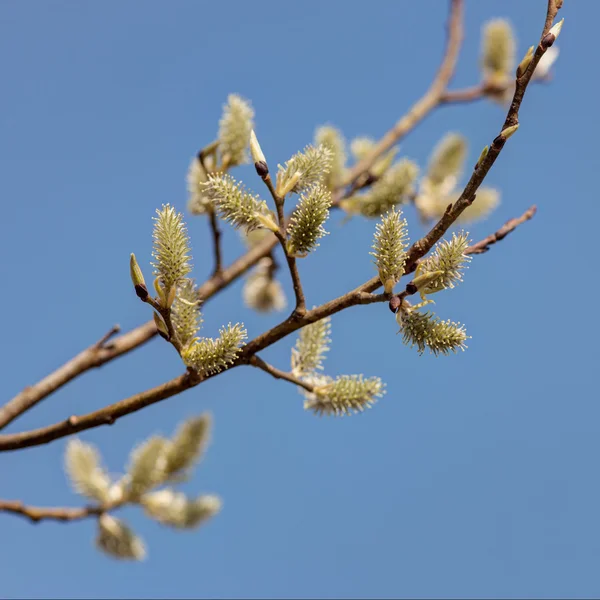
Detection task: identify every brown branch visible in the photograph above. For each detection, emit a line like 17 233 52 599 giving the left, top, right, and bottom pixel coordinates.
0 499 103 523
466 205 537 255
0 372 200 452
0 232 280 430
0 0 488 426
275 230 306 318
0 1 560 448
0 325 121 431
355 1 561 296
0 196 535 454
249 355 314 393
388 204 538 310
260 170 307 317
339 0 464 190
0 293 386 452
208 208 223 278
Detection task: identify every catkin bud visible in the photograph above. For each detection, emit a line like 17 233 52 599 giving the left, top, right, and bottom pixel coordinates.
130 253 148 300
516 46 534 77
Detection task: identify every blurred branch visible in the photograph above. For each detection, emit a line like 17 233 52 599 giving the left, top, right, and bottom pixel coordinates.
337 0 464 191
466 205 537 255
0 499 103 523
355 0 562 295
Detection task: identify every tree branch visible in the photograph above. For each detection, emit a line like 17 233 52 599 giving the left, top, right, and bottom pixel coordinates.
338 0 464 190
0 372 200 452
249 355 314 393
466 205 537 255
356 1 562 295
260 169 307 317
0 325 121 431
0 499 104 523
0 0 559 445
0 199 533 453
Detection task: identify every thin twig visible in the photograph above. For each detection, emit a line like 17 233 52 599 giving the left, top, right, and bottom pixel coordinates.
0 500 104 523
338 0 464 190
388 205 539 309
0 234 280 430
249 355 314 393
466 205 537 254
144 296 183 355
260 171 307 317
0 0 488 422
356 0 561 295
274 230 306 318
0 325 120 431
0 206 529 453
208 209 223 278
0 372 200 452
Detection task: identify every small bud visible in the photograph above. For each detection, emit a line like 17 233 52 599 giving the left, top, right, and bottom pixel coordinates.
254 160 269 178
255 212 280 233
166 284 177 309
516 46 535 77
277 170 302 197
389 295 402 313
250 130 266 165
153 277 167 307
474 145 489 171
153 312 169 340
130 254 148 300
549 18 564 40
501 123 519 140
542 19 564 49
412 270 445 292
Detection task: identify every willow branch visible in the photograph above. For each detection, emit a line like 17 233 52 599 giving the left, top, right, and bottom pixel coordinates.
0 198 532 453
249 355 314 393
0 500 104 523
0 325 121 431
0 372 200 452
0 232 280 430
466 205 537 254
0 0 558 438
0 0 472 421
339 0 464 190
389 204 539 310
355 1 562 296
260 169 306 316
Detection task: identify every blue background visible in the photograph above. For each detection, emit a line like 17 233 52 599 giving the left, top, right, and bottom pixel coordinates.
0 1 595 598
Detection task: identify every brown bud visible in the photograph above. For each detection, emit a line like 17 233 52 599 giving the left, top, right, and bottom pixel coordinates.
541 33 555 48
255 160 269 178
405 282 418 296
135 284 149 301
389 295 402 313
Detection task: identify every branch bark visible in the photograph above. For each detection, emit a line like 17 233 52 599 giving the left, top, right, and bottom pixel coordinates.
249 355 314 393
0 325 121 430
0 499 103 523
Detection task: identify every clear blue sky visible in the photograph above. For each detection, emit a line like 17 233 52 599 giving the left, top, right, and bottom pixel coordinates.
0 1 596 598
